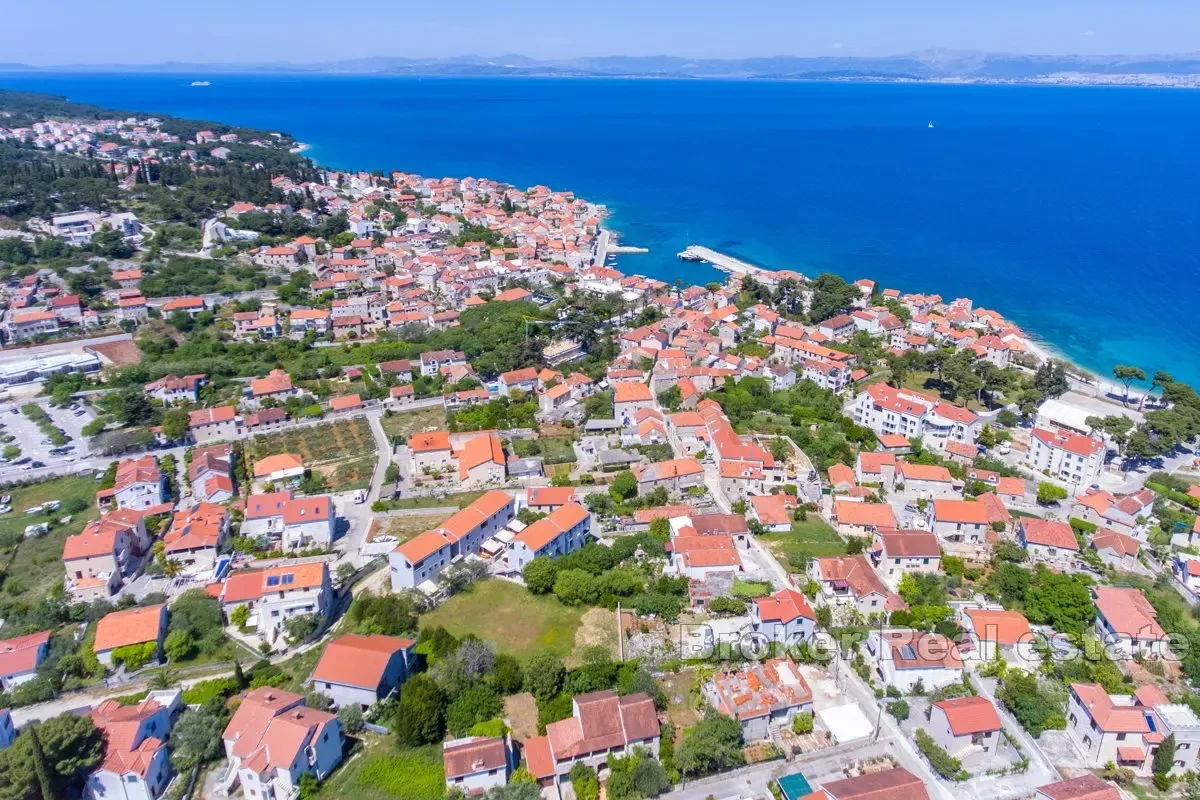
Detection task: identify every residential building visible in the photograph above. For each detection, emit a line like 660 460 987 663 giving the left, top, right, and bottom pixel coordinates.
85 689 183 800
1018 518 1079 568
0 630 50 691
254 453 305 485
706 657 813 741
866 629 963 692
443 736 511 795
239 491 336 549
1091 529 1141 571
613 381 655 424
93 603 168 667
1036 776 1121 800
929 499 989 552
308 634 415 710
219 687 343 800
958 607 1038 670
187 406 241 444
1092 586 1169 659
870 530 941 587
808 555 904 617
851 384 980 452
806 768 930 800
751 588 815 644
895 461 956 498
855 452 895 488
507 503 591 571
63 512 148 600
1027 427 1105 492
527 487 577 513
927 696 1004 762
748 493 796 532
523 691 660 785
163 503 228 575
96 455 164 511
631 458 704 496
389 490 516 590
832 501 896 539
211 562 333 644
144 373 205 404
189 444 235 504
420 349 467 377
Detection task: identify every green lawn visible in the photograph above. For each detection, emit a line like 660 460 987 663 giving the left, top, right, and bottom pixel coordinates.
319 739 443 800
421 579 585 660
732 578 773 598
0 475 100 602
514 436 577 465
380 407 446 443
762 517 848 567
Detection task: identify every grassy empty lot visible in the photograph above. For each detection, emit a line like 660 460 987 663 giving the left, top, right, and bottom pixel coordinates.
380 407 445 443
762 517 848 567
379 514 448 544
513 435 577 465
421 579 585 660
251 417 376 464
0 475 100 602
386 490 486 511
322 455 377 492
318 738 443 800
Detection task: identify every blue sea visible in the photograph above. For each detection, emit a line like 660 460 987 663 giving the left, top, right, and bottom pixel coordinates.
3 73 1199 386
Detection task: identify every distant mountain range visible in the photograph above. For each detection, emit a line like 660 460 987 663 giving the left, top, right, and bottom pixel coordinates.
7 50 1200 81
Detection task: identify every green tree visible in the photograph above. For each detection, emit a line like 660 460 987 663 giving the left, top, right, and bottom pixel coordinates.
162 408 190 441
611 470 638 500
26 727 53 800
1037 482 1068 505
169 708 226 771
1153 733 1176 779
164 628 196 662
1113 365 1146 406
491 654 525 695
524 652 566 703
806 273 859 324
392 675 446 746
553 569 598 606
569 762 600 800
338 704 364 734
522 557 558 594
446 684 503 736
675 711 745 779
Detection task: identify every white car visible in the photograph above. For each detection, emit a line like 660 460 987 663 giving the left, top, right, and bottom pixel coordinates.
0 505 10 514
997 442 1012 455
62 456 75 463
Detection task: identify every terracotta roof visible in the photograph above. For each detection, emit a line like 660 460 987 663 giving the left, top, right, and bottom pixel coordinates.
932 499 988 524
329 394 362 411
282 495 332 525
896 461 953 483
410 430 452 452
250 369 293 397
878 530 939 558
1071 683 1150 733
1032 427 1104 457
755 588 814 624
528 487 577 507
1021 518 1079 551
1092 586 1164 640
750 493 795 527
253 453 304 478
222 687 336 777
454 433 505 479
544 691 659 761
613 382 653 403
1037 775 1121 800
164 503 226 553
217 562 327 604
818 767 930 800
934 696 1001 735
523 734 555 778
0 630 50 679
444 736 508 778
879 629 962 670
834 501 896 529
94 604 165 652
827 463 856 488
814 555 903 609
188 405 236 426
964 608 1032 646
513 503 589 553
1092 529 1140 558
310 634 413 690
856 452 895 474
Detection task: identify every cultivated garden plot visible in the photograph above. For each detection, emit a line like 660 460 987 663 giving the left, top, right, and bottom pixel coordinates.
248 417 377 492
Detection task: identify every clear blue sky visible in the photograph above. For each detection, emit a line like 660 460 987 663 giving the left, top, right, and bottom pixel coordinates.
7 0 1200 65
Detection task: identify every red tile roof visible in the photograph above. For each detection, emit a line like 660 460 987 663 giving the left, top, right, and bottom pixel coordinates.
310 634 413 690
934 696 1001 735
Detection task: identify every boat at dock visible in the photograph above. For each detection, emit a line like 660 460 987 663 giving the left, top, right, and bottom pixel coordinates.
676 244 766 275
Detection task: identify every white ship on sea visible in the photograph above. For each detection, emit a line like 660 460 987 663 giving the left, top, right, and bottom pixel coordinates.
928 121 935 128
190 81 211 87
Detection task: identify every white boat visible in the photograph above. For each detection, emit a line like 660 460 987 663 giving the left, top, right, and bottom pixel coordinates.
190 81 211 87
928 121 935 129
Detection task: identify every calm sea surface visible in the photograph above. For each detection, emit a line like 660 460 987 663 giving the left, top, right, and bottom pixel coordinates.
4 73 1199 385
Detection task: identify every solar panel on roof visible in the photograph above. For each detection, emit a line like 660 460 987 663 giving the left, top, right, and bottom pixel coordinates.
266 575 280 587
899 644 917 660
282 574 294 585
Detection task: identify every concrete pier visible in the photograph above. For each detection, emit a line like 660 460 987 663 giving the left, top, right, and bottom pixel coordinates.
677 245 767 275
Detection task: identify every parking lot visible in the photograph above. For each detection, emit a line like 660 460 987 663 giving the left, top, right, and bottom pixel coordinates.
0 400 94 480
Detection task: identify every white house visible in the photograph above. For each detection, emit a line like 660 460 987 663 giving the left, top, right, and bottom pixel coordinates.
506 503 591 572
443 736 511 795
86 690 183 800
219 687 343 799
1027 427 1105 492
522 691 660 784
389 490 516 590
927 696 1004 764
706 657 813 741
308 633 415 710
870 530 941 587
0 630 50 691
751 588 815 644
212 562 333 645
1092 586 1169 659
1018 518 1080 568
866 629 963 693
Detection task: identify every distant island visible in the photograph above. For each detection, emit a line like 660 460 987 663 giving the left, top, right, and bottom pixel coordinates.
6 48 1200 87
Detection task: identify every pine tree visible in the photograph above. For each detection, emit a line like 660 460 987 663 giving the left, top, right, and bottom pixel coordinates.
233 658 248 689
28 726 54 800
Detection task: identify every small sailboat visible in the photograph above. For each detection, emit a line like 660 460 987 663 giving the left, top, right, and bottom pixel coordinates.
190 80 211 87
928 121 935 129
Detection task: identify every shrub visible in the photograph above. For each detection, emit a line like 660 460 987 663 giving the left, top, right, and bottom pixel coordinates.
886 700 910 721
791 711 813 734
915 729 967 781
111 641 157 671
